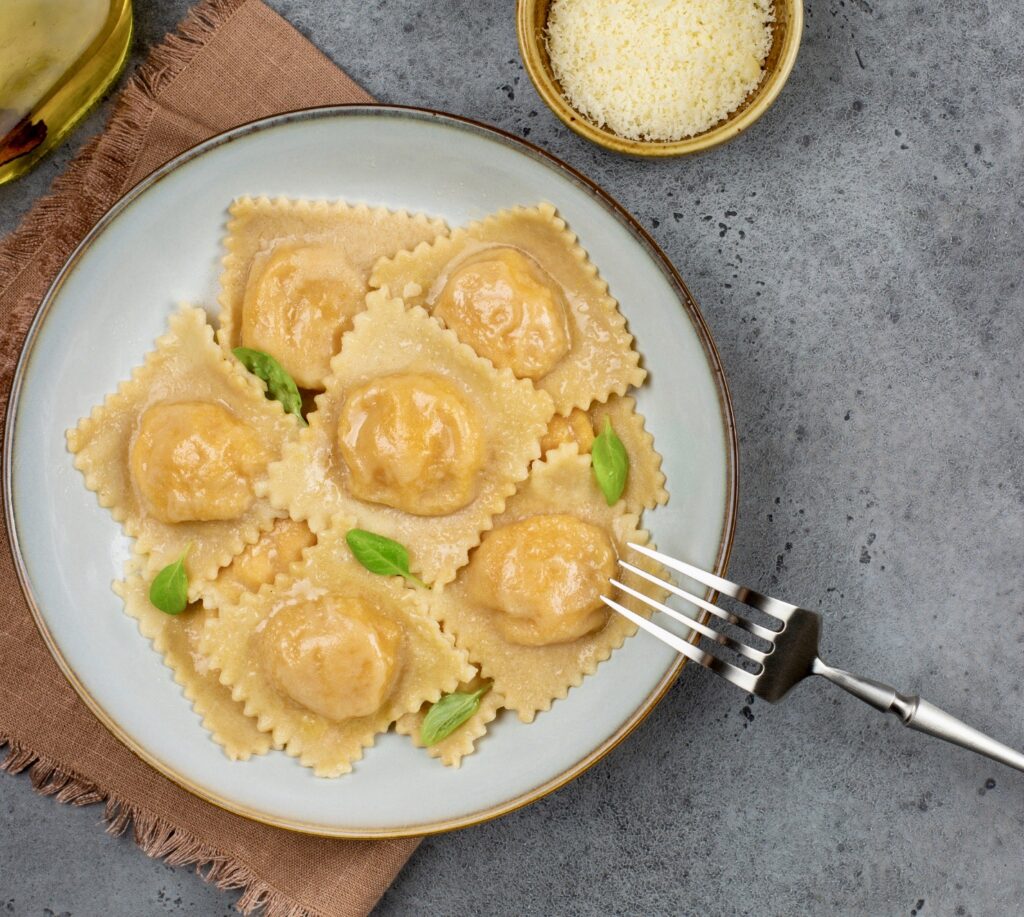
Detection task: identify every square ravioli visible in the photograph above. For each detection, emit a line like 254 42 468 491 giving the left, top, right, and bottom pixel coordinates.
369 202 645 414
67 307 299 596
217 197 448 391
199 526 475 777
114 568 272 761
198 517 316 612
264 290 555 585
394 677 505 768
539 393 668 514
428 444 668 723
113 520 314 761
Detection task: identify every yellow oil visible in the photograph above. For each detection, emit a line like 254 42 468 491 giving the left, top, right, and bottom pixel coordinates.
0 0 133 185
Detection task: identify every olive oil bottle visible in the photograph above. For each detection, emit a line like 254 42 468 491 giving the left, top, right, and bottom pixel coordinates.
0 0 132 185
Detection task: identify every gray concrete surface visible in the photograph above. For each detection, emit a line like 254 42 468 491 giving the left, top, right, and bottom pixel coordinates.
3 1 1023 914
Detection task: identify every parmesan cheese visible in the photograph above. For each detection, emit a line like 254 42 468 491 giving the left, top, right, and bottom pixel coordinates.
545 0 775 142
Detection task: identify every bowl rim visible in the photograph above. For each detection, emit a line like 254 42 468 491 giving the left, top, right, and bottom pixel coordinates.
4 103 740 838
516 0 804 157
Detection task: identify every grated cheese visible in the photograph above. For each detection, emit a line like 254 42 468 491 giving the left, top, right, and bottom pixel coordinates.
545 0 775 142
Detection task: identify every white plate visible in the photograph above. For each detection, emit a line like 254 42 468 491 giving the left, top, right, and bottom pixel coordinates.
4 106 737 837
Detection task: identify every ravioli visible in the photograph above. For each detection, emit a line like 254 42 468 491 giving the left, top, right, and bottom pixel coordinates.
428 444 669 723
264 290 555 585
468 514 617 645
370 203 645 414
434 247 570 380
337 373 486 516
112 520 317 760
394 677 505 768
200 525 475 777
218 197 448 390
199 517 316 611
114 569 273 761
67 306 298 596
539 394 668 514
72 194 676 777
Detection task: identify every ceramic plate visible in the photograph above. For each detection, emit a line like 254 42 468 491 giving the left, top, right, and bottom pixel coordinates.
4 106 737 837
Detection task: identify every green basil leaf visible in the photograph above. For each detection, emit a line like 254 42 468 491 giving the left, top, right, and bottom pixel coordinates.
419 685 491 746
232 347 306 424
346 528 426 587
149 547 191 615
591 416 629 505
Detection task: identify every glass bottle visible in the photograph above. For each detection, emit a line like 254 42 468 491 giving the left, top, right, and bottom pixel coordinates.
0 0 133 186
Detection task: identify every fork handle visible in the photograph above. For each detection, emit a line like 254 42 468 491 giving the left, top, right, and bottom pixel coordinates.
812 659 1024 773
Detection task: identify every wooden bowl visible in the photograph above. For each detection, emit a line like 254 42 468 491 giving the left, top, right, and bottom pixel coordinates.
516 0 803 157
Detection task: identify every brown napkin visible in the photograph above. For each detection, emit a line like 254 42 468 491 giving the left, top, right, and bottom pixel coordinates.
0 1 421 914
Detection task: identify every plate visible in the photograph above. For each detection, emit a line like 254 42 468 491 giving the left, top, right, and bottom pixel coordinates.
4 106 737 837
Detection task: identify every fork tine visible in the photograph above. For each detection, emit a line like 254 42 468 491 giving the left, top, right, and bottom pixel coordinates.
601 596 760 694
626 543 798 621
619 559 779 643
610 578 768 664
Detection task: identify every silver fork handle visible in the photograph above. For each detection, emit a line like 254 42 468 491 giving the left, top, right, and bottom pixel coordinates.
812 659 1024 773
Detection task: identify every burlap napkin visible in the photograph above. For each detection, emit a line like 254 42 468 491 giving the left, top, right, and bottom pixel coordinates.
0 2 422 914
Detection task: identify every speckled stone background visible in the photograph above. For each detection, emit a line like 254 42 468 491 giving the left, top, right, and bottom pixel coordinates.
2 1 1023 914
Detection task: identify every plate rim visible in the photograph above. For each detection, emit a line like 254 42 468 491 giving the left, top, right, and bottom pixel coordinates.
3 103 739 838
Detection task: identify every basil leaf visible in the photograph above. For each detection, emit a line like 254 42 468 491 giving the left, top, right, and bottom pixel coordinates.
232 347 306 424
149 547 191 615
346 528 426 587
420 685 491 746
591 417 629 505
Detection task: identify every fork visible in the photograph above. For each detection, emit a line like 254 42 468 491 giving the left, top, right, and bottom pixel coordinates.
603 543 1024 773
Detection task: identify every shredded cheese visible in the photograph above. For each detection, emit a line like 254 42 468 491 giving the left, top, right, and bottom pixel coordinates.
546 0 775 142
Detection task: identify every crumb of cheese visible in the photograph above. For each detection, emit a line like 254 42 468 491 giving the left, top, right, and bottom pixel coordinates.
546 0 775 142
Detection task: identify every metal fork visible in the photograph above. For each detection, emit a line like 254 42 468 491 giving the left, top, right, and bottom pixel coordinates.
603 543 1024 773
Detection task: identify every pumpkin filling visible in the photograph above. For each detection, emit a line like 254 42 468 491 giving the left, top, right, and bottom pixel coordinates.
215 519 316 598
130 401 264 524
540 407 596 455
242 242 364 389
259 596 402 722
434 247 570 381
337 372 485 516
469 513 616 646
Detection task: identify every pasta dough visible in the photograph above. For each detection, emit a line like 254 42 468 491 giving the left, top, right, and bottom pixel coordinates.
67 306 297 597
264 291 555 585
218 197 448 390
395 677 505 768
114 570 273 761
428 444 669 723
370 203 645 414
201 526 475 777
540 394 668 514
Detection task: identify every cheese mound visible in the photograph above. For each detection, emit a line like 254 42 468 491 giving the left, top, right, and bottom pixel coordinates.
546 0 775 142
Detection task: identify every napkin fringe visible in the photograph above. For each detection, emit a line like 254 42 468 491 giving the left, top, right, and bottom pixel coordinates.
0 0 247 346
1 5 405 914
2 735 316 917
132 0 249 100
